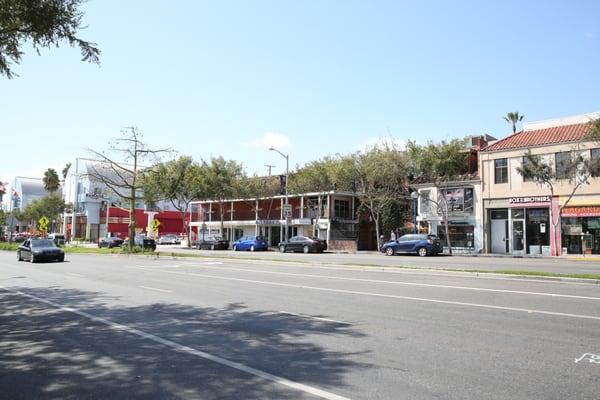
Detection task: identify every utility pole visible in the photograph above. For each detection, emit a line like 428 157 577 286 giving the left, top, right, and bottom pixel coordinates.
265 164 275 176
269 147 289 241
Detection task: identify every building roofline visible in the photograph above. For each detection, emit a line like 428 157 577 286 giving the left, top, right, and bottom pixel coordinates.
191 190 357 204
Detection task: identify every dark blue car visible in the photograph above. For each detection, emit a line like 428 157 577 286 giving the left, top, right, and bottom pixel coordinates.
381 234 442 257
232 235 268 251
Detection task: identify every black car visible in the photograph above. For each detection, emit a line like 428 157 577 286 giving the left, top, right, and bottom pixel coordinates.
17 239 65 263
98 237 124 248
123 235 156 251
197 235 229 250
279 236 327 253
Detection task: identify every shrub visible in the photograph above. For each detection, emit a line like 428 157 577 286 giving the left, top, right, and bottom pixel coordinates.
0 243 19 251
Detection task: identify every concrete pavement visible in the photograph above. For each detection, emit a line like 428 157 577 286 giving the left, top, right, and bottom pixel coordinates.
1 252 599 399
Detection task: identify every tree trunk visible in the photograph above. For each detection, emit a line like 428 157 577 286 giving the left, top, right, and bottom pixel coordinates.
443 215 453 255
374 213 381 251
181 210 190 248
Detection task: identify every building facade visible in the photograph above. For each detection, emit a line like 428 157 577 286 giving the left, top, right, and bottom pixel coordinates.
415 179 484 253
189 191 375 251
480 112 600 256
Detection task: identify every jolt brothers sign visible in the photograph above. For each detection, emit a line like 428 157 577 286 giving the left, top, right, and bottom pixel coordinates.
509 196 551 204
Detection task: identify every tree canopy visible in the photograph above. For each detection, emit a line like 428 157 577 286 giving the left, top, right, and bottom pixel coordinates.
0 0 100 78
43 168 60 193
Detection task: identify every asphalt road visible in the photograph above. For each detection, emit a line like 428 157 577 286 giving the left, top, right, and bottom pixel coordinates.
1 251 599 399
162 246 600 276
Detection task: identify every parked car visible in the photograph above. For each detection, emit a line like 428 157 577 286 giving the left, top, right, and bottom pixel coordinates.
232 235 268 251
98 237 124 248
197 235 229 250
123 235 156 251
279 236 327 253
381 234 442 257
157 234 181 245
17 239 65 263
47 233 65 246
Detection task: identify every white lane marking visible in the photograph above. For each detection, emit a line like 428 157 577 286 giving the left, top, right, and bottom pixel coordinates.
66 272 85 278
180 264 600 301
131 267 600 322
139 285 172 293
0 286 351 400
278 311 351 325
574 353 600 364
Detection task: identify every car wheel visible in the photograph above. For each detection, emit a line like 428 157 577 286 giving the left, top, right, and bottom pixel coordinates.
279 245 286 253
303 245 309 254
385 247 395 256
233 245 237 251
17 251 22 261
59 255 65 262
418 247 428 257
250 245 255 252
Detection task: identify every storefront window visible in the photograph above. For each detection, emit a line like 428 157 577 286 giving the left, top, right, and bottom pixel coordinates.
511 208 525 219
437 225 475 248
525 208 549 253
562 216 600 254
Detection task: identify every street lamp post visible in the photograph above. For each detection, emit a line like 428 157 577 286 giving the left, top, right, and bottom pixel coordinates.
269 146 289 241
411 191 419 234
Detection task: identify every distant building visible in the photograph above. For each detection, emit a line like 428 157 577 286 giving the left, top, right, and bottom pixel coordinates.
62 158 185 241
5 176 58 234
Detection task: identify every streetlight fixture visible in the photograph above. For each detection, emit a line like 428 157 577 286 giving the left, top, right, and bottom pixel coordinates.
269 146 289 241
411 191 419 234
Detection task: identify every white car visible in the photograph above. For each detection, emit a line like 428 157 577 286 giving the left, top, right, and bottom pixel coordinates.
157 234 181 245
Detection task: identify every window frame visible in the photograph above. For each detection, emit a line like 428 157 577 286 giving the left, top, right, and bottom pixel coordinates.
494 158 508 184
591 148 600 178
555 151 571 180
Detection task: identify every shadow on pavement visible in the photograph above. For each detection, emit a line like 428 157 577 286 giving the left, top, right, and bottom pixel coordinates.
0 286 367 399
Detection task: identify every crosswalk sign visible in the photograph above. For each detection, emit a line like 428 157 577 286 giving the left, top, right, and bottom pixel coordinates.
39 216 50 232
152 219 160 232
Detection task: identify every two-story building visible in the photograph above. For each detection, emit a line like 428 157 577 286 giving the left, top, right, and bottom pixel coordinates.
480 112 600 256
189 191 375 251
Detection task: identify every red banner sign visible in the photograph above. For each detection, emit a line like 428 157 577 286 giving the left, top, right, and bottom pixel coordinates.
561 206 600 217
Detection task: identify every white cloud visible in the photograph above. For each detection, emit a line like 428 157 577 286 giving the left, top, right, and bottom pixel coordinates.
244 132 290 150
354 137 408 152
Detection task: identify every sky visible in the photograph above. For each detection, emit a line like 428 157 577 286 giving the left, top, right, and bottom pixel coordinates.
1 0 600 189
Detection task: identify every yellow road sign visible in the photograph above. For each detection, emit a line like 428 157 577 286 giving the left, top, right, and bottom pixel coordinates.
39 216 49 227
152 219 161 232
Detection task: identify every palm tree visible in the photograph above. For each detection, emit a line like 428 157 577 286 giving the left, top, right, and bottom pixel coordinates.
504 112 525 134
43 168 60 194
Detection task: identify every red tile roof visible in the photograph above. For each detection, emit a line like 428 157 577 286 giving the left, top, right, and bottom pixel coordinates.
483 122 593 152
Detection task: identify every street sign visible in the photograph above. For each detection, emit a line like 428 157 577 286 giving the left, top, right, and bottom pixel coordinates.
282 204 292 218
152 219 161 232
38 216 49 232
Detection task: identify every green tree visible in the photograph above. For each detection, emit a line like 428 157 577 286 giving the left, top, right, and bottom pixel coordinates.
0 0 100 79
407 138 470 255
62 162 71 181
19 194 66 232
353 143 409 250
203 157 244 238
503 111 525 134
86 127 171 251
517 147 600 256
143 156 209 247
43 168 60 193
586 118 600 142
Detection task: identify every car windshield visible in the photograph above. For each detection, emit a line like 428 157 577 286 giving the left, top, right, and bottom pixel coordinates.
31 239 57 248
256 236 265 241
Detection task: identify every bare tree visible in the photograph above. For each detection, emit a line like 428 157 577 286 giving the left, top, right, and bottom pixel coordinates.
85 127 171 251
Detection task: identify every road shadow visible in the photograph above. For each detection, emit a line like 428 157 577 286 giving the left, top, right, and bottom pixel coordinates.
0 286 367 399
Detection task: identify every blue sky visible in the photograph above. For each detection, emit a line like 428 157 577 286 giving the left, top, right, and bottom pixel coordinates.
1 0 599 186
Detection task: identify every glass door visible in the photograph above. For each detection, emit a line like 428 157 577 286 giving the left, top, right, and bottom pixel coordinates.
511 220 525 255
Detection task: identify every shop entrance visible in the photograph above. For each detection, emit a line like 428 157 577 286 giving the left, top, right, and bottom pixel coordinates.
490 209 508 253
